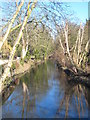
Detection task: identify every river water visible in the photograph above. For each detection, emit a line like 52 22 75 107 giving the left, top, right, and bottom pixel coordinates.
1 60 90 118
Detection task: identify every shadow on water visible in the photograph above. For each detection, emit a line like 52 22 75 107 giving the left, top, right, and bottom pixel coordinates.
1 60 90 118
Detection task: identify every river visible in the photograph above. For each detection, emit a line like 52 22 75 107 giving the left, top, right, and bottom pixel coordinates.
1 60 90 118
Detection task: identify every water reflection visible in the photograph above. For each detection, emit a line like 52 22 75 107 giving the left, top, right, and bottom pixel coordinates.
22 82 29 118
1 60 90 118
57 84 89 118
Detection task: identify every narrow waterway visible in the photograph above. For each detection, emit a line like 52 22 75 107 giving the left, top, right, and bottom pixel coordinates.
1 60 90 118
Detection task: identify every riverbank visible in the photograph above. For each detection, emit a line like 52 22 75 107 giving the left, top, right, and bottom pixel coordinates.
1 54 90 95
1 59 90 118
1 59 46 94
13 59 41 76
1 58 51 102
54 52 90 88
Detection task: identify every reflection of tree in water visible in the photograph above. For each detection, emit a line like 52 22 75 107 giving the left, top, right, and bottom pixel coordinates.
2 78 20 104
22 82 29 118
20 62 49 93
2 60 89 118
20 61 55 117
20 60 57 93
2 61 55 118
56 80 89 118
21 61 89 118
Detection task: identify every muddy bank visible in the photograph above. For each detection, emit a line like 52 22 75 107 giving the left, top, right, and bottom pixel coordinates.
1 59 46 94
55 59 90 88
13 59 43 76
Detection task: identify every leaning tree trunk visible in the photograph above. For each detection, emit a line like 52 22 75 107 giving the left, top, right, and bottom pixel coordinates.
63 21 75 66
0 0 24 50
0 0 37 93
22 25 29 59
22 32 26 59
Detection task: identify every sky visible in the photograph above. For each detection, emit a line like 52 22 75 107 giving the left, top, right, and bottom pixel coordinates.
68 2 88 23
0 1 89 29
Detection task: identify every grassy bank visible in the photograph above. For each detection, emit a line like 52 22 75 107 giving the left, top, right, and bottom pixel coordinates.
1 59 46 94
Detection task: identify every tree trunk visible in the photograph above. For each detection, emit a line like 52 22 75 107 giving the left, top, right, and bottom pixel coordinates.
0 0 24 50
0 0 37 93
63 21 74 66
22 32 26 59
22 25 29 59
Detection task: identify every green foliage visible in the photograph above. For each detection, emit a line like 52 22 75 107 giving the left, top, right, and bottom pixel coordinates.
20 58 24 66
17 45 22 57
3 77 12 86
14 44 22 58
25 51 31 60
11 63 16 70
34 49 40 59
3 20 55 61
25 23 55 60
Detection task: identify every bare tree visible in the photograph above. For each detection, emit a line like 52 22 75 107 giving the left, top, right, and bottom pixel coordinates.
0 0 37 93
0 0 24 50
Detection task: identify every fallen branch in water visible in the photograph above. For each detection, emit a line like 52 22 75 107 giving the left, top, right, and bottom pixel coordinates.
56 59 90 87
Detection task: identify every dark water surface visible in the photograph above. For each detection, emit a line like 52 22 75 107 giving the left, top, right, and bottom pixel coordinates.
1 60 90 118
